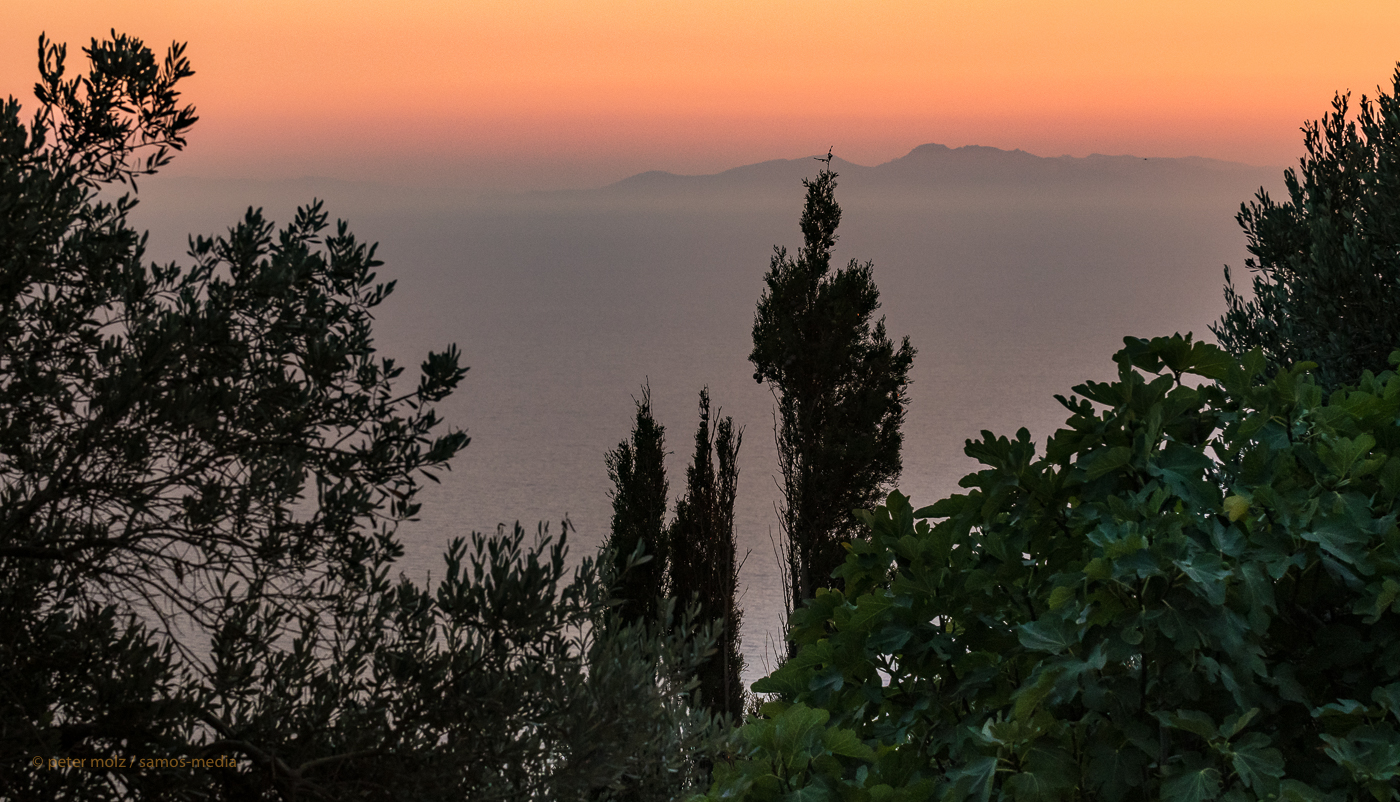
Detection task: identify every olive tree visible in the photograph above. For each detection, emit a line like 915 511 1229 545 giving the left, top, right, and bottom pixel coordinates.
1214 65 1400 390
1 32 722 800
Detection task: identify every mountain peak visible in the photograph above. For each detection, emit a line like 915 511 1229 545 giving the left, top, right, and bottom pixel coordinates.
894 143 1038 162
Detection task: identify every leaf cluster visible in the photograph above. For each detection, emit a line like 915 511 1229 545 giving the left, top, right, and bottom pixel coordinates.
31 30 198 188
3 521 727 800
200 522 726 801
704 334 1400 801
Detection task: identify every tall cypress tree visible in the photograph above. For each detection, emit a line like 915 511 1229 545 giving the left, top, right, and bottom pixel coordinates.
750 152 915 651
603 384 670 624
669 389 745 719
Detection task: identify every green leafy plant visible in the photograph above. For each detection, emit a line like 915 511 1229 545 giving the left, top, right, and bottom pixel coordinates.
704 334 1400 801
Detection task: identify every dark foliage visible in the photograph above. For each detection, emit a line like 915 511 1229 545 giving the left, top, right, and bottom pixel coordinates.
1214 65 1400 391
1 30 467 652
704 335 1400 801
604 384 671 624
670 389 746 720
750 153 915 639
1 32 722 800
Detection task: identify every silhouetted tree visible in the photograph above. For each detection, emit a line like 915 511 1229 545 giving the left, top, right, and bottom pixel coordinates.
669 389 746 719
1 32 725 800
603 383 670 624
1213 65 1400 390
750 152 915 653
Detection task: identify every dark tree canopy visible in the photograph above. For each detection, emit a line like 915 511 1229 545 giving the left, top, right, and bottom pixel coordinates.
1213 65 1400 390
750 155 915 629
1 32 723 800
0 29 467 656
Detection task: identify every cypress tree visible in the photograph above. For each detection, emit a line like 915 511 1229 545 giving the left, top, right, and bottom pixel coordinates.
750 152 915 650
669 389 745 719
603 384 670 624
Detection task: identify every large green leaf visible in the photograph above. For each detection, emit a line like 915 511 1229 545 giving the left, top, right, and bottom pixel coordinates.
773 703 830 764
1048 585 1077 611
783 783 835 802
867 622 914 654
1004 747 1077 801
1084 446 1134 480
1303 513 1370 567
809 666 845 695
836 593 894 634
1162 764 1223 802
1173 552 1232 606
1277 779 1330 801
1012 667 1063 721
941 755 996 802
821 727 875 761
1088 742 1148 802
1373 683 1400 722
1160 709 1220 742
1149 442 1220 508
1018 615 1079 656
1230 732 1284 792
1001 771 1060 802
1317 433 1378 478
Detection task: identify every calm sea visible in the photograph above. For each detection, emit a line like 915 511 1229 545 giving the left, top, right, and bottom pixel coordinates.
131 149 1282 685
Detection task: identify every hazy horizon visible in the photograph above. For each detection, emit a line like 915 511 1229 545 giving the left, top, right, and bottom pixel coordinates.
129 139 1290 197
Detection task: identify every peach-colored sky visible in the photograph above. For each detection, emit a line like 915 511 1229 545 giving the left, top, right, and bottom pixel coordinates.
7 1 1400 189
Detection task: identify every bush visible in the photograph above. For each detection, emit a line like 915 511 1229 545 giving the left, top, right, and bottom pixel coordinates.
703 334 1400 801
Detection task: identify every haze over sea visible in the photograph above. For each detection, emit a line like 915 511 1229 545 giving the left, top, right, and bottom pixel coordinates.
127 144 1283 684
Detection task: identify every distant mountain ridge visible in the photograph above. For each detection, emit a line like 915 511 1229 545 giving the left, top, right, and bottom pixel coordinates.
132 143 1285 224
141 143 1283 208
601 143 1282 199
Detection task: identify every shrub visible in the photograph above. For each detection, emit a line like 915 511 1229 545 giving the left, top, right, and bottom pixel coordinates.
704 334 1400 801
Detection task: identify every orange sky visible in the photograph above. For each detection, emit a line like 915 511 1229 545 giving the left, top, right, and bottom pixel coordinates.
7 1 1400 189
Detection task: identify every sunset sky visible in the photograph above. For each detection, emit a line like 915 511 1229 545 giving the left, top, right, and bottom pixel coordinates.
7 1 1400 190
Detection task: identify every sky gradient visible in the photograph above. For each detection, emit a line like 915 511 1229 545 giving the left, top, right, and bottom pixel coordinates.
8 1 1400 189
